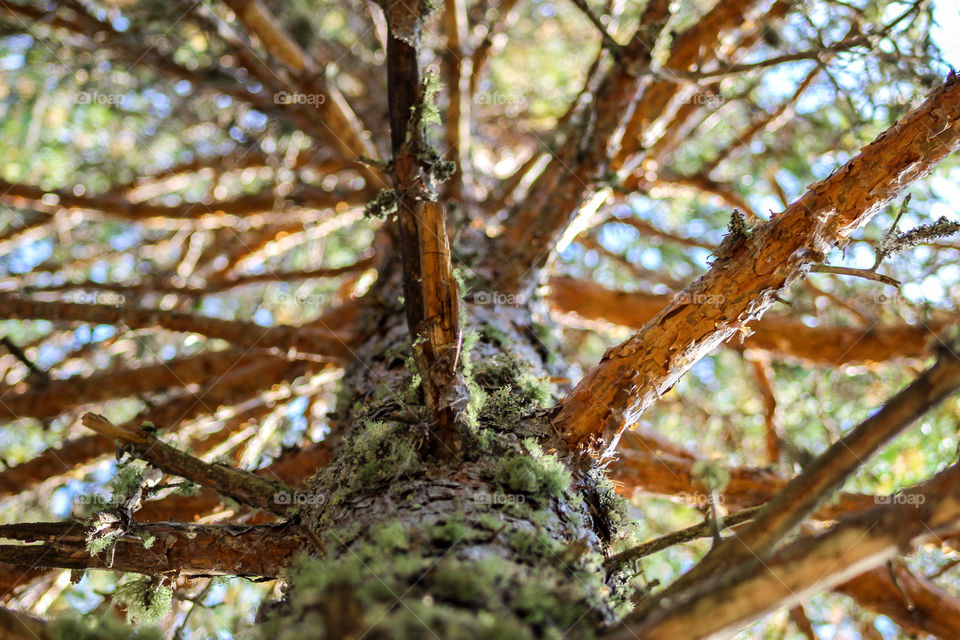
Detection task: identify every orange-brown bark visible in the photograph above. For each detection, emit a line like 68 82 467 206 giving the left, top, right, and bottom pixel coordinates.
0 295 354 359
0 348 261 421
553 74 960 456
385 12 465 447
0 521 300 578
838 564 960 639
621 463 960 639
547 276 946 365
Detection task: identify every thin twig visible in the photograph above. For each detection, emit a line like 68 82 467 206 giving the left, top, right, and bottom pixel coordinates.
809 264 901 287
603 505 764 571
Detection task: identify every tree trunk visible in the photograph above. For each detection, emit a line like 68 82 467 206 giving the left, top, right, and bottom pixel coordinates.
255 258 633 639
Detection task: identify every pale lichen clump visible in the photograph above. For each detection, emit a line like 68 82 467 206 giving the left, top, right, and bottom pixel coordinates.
112 575 174 624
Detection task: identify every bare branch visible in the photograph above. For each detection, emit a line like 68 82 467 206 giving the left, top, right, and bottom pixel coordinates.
137 441 332 522
0 178 363 222
442 0 471 198
220 0 386 187
552 74 960 456
0 295 354 359
809 263 902 286
644 341 960 611
385 8 466 453
0 348 261 421
663 34 870 81
547 277 952 366
0 521 300 578
0 355 309 499
603 505 763 571
487 0 673 292
81 413 292 515
617 463 960 639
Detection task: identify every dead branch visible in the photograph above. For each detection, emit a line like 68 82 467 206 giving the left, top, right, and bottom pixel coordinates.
385 7 466 453
81 414 292 515
0 521 300 578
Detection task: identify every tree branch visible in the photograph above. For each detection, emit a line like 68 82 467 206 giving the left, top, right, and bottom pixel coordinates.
552 73 960 456
0 348 260 421
385 7 465 453
0 295 354 359
136 441 332 522
81 414 292 515
644 340 960 610
488 0 672 292
617 463 960 639
0 521 300 578
547 276 951 366
0 355 308 499
220 0 386 188
0 178 363 222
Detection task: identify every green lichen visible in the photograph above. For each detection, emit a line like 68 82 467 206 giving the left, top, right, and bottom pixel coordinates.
420 68 442 127
508 528 562 559
351 420 422 487
582 468 633 546
263 507 622 640
496 440 571 499
431 557 504 605
112 575 173 624
86 528 121 556
175 481 200 496
426 518 467 547
465 349 553 428
371 520 410 551
110 462 145 501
